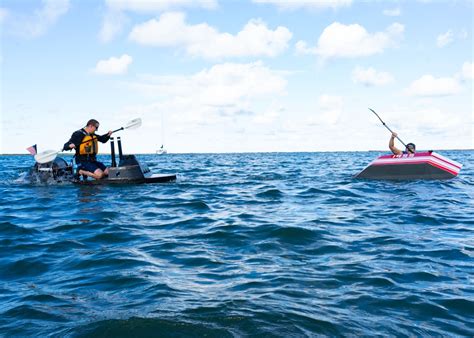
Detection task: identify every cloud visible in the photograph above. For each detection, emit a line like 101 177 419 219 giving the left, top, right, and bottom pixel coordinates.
133 61 286 103
405 75 462 97
307 95 343 125
352 66 394 86
125 61 287 125
93 54 133 75
100 0 217 42
129 12 292 59
383 8 401 16
296 22 404 59
252 0 352 10
458 29 468 40
436 29 469 48
461 62 473 80
115 62 288 153
436 30 453 48
0 7 8 24
387 107 463 133
7 0 69 38
253 103 284 124
99 10 128 43
253 111 279 124
105 0 218 12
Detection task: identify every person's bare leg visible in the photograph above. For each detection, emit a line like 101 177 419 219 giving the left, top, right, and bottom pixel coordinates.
78 169 94 179
92 168 105 179
78 169 104 180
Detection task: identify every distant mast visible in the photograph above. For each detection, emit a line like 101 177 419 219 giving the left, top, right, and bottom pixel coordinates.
156 112 167 154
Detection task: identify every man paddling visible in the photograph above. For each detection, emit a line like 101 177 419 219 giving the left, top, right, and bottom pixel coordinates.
63 119 112 180
389 132 416 155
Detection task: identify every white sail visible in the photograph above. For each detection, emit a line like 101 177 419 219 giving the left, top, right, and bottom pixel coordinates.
157 144 167 154
156 112 168 154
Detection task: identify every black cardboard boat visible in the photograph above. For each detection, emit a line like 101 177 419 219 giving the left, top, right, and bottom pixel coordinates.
30 136 176 184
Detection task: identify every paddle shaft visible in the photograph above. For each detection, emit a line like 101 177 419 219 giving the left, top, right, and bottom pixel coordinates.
369 108 407 148
67 119 140 149
71 125 130 148
34 119 141 164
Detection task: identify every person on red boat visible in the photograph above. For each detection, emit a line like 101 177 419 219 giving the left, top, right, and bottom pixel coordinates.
389 132 416 155
63 119 112 180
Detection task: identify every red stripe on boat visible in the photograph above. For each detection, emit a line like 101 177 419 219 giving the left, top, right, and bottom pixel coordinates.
431 153 462 169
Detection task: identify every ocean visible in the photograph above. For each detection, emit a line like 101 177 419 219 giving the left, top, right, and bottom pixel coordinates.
1 151 473 336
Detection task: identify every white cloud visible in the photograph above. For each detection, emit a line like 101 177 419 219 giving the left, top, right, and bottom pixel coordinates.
436 29 470 48
99 10 128 43
253 104 283 124
383 8 401 16
352 66 394 86
461 62 473 80
129 12 292 59
100 0 217 42
458 29 468 40
125 61 287 126
105 0 218 12
252 0 351 10
387 107 463 133
135 61 286 104
296 22 404 59
111 62 289 153
93 54 133 75
9 0 69 37
436 30 453 48
0 8 8 24
405 75 462 97
307 95 343 125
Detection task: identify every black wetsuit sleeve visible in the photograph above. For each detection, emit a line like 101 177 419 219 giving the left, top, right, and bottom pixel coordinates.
63 130 84 151
97 133 111 143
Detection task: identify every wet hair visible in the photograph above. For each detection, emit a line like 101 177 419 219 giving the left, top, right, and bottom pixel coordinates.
86 119 99 127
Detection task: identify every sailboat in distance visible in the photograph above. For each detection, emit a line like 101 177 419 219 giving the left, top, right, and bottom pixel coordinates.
157 144 167 155
156 112 168 154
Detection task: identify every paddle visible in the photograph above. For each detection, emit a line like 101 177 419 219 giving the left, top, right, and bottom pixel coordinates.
34 118 142 164
369 108 408 149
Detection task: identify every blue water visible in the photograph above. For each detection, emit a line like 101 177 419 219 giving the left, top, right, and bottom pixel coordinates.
1 151 473 337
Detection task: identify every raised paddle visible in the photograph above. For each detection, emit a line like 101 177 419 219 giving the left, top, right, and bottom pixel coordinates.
369 108 408 148
110 118 141 133
34 118 142 164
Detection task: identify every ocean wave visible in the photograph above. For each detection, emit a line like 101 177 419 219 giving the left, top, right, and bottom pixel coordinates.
1 151 473 336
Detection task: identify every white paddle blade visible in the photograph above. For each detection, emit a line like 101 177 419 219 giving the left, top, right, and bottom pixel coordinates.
125 118 142 130
34 150 59 164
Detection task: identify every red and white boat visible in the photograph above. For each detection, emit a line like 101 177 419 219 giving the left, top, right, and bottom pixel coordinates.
355 151 462 180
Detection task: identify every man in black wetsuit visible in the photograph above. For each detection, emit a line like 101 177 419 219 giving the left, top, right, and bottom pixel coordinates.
63 119 112 180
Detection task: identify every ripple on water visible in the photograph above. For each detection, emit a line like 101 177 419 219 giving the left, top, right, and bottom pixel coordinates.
0 151 473 336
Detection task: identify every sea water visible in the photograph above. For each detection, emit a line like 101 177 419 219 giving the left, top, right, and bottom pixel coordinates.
0 151 473 336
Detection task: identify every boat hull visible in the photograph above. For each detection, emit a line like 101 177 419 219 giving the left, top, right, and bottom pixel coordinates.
355 151 462 180
29 156 177 185
75 173 176 185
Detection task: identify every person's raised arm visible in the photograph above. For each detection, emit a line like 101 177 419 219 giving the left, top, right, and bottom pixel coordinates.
97 131 113 143
389 132 402 155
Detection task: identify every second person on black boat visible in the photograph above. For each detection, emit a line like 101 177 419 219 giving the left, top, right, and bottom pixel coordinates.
63 119 112 180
